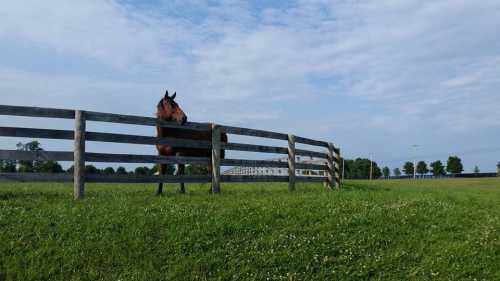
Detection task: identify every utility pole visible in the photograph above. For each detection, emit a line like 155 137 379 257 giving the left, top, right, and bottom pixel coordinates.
412 145 419 179
342 158 345 183
369 155 373 180
413 159 416 179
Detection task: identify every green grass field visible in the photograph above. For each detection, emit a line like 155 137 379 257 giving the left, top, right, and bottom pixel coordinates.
1 178 499 281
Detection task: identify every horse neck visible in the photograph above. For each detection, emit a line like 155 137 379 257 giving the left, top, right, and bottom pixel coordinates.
156 112 168 137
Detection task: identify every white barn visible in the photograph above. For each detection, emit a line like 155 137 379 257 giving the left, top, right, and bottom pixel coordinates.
223 156 327 177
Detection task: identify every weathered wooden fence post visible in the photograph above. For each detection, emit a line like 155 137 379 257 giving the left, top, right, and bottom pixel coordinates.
326 143 335 190
334 147 341 189
74 110 86 200
211 123 221 193
288 134 296 191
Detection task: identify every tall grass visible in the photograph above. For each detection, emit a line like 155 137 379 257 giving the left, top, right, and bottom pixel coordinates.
1 178 499 280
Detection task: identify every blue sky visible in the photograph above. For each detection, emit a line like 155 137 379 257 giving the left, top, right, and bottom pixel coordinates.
1 0 500 172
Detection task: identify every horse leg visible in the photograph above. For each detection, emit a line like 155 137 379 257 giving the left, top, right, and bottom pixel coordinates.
178 163 185 193
207 164 213 193
156 164 166 196
176 152 185 193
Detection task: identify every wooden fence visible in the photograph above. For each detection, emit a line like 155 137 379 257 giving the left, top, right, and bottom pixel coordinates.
0 105 341 199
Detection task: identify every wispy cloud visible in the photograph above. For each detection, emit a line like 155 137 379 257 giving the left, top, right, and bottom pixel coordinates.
1 0 499 170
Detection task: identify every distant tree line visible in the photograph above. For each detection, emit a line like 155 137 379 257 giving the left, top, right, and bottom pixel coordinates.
337 155 476 180
4 141 498 178
379 156 470 179
0 141 210 176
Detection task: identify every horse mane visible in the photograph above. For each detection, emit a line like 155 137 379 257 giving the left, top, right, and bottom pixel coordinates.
156 101 161 116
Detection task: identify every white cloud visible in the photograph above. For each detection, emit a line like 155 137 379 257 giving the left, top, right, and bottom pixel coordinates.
1 0 500 170
0 0 190 69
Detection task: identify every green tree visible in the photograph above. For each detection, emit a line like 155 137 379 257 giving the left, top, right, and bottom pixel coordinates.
151 165 159 175
16 141 42 172
372 162 382 179
85 165 100 174
497 162 500 176
341 158 381 179
416 161 428 176
342 159 353 179
382 167 390 178
403 162 414 176
37 161 63 173
135 166 151 175
473 166 480 174
116 166 127 175
430 161 445 177
14 141 64 173
103 167 115 175
67 165 74 174
186 164 209 175
393 168 401 177
446 156 463 174
152 164 176 175
0 159 17 172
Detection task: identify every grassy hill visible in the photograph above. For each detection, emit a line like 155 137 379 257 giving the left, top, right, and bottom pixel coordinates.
1 178 499 280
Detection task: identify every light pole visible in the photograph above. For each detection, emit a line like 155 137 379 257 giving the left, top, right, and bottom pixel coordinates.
411 145 419 179
369 154 373 180
342 158 345 183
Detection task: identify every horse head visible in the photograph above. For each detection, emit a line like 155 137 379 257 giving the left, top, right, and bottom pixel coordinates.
157 90 187 125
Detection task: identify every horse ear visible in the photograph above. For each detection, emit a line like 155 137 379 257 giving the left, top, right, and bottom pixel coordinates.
172 92 176 100
165 90 169 98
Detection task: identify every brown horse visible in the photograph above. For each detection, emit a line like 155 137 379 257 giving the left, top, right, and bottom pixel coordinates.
156 90 227 194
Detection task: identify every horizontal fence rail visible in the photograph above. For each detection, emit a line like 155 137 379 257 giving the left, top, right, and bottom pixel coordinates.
296 149 328 159
0 172 73 182
0 105 210 131
0 150 73 161
221 159 289 168
85 153 210 165
221 143 329 159
0 104 341 198
86 132 212 148
296 163 328 170
0 127 212 149
221 126 288 141
222 142 288 154
0 173 328 183
85 111 211 131
0 105 75 119
0 150 328 169
294 136 329 148
221 125 329 147
86 174 211 184
221 175 327 183
0 150 211 165
0 127 74 140
220 159 327 170
0 173 212 183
